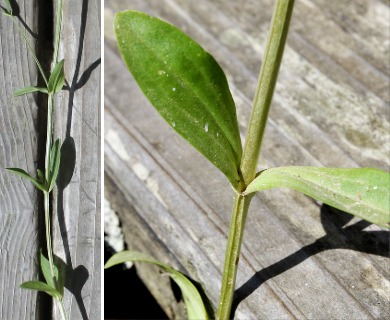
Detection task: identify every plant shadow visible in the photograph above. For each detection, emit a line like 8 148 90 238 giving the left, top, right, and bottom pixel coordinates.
231 205 389 317
55 0 100 319
1 0 38 38
55 256 89 320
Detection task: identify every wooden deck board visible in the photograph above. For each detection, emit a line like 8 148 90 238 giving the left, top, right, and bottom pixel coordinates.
104 0 389 319
0 0 101 319
52 0 101 319
0 2 41 318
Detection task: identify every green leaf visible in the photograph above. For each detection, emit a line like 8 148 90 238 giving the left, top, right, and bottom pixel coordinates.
244 167 390 228
36 169 45 185
14 86 48 97
2 0 12 15
40 251 56 289
48 139 61 192
6 167 47 192
114 11 243 190
48 59 65 94
54 258 66 297
40 252 64 297
105 250 213 319
20 281 62 300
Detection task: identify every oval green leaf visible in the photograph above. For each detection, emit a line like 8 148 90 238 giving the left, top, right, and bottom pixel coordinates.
105 250 213 320
114 11 242 190
244 167 390 228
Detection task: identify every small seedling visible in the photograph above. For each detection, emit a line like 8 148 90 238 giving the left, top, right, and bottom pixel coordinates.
2 0 67 318
105 0 389 319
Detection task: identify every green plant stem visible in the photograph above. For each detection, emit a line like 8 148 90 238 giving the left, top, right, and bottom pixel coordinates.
57 299 67 320
240 0 295 185
217 1 295 319
44 191 55 278
53 0 63 65
216 193 252 319
45 94 54 180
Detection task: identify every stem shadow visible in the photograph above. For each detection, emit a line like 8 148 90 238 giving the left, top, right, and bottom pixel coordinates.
55 256 89 320
231 205 389 317
1 0 38 38
56 0 100 319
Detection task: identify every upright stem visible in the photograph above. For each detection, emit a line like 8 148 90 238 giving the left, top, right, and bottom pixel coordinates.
216 1 295 319
44 191 55 279
241 0 295 185
45 94 54 180
216 193 252 320
53 0 63 66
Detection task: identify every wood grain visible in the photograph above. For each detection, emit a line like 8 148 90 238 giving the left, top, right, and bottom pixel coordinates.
52 0 101 319
0 0 101 319
0 2 41 319
104 0 390 319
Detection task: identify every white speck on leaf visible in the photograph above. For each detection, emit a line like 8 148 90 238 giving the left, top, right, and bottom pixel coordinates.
204 123 209 132
172 122 176 127
158 70 165 75
373 186 378 190
172 87 176 91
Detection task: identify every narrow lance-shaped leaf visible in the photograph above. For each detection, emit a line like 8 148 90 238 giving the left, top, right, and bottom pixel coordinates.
48 59 65 94
14 86 48 97
114 11 243 190
6 167 47 192
40 251 65 297
105 250 213 320
244 166 390 228
40 252 57 289
20 281 62 300
48 139 61 192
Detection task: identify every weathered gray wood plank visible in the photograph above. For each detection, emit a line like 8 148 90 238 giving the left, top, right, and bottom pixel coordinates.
105 0 389 319
52 0 101 319
0 2 41 319
0 1 101 319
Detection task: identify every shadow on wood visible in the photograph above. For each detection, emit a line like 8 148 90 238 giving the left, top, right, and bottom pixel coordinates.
232 205 390 316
